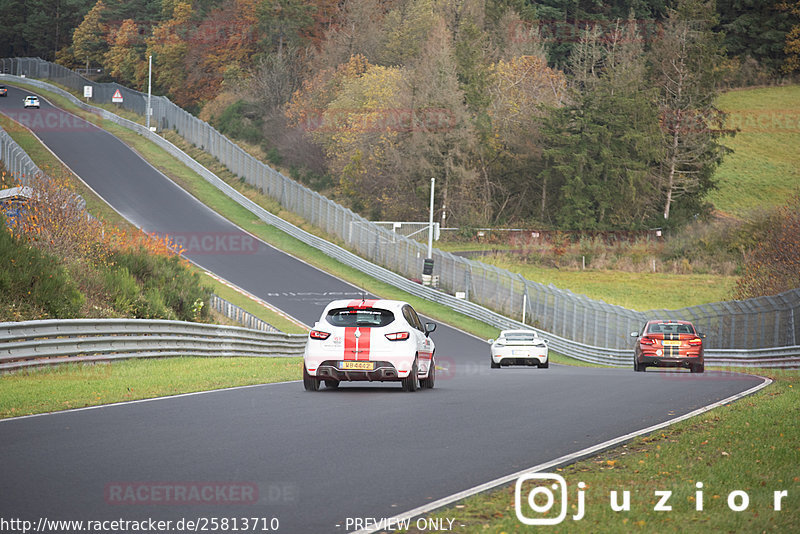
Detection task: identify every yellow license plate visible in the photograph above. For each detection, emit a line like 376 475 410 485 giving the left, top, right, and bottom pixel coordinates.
663 340 681 346
341 361 374 370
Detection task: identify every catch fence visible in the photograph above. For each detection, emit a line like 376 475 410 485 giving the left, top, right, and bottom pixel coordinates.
3 57 798 351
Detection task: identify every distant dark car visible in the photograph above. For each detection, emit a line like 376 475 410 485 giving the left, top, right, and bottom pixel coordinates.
0 85 7 97
631 320 705 373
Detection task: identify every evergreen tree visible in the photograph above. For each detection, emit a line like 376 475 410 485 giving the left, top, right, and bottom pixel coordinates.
716 0 795 74
72 0 109 68
539 21 663 229
649 0 729 223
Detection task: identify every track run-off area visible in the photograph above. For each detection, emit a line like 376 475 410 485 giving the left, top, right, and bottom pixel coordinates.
0 86 768 533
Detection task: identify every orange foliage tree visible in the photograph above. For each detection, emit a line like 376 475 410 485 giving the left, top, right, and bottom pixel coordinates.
735 194 800 299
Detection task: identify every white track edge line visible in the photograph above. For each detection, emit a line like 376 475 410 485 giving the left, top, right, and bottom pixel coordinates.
354 375 773 534
0 379 302 423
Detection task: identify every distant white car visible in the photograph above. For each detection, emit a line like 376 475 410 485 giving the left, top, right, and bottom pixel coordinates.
303 299 436 391
23 95 39 108
489 329 549 368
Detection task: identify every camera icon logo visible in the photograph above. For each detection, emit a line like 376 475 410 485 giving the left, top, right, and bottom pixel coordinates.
515 473 569 525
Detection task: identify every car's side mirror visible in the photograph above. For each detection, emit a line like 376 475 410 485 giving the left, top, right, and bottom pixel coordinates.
487 339 495 345
630 331 639 337
699 332 706 338
425 322 436 336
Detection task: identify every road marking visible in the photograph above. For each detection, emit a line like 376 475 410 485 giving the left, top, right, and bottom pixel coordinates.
0 380 301 423
354 374 773 534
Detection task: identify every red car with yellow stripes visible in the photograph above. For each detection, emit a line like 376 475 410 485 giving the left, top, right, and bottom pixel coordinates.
631 320 705 373
303 299 436 391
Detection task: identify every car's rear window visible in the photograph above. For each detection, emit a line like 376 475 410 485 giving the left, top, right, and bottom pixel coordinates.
503 332 538 342
647 322 695 335
326 307 394 328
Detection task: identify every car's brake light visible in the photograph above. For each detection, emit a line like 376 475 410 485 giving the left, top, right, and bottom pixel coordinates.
309 330 330 340
688 338 702 346
385 331 410 341
640 337 656 345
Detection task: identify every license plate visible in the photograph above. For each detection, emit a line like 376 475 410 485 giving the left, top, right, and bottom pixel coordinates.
512 350 528 356
340 361 374 370
663 340 681 346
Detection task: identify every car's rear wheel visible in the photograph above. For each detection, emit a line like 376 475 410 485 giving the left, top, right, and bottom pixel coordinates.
401 360 418 392
690 363 704 374
324 379 340 389
634 358 644 372
490 357 500 369
419 358 435 389
538 358 549 369
303 365 320 391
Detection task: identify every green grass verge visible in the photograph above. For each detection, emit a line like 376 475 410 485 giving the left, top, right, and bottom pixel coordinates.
0 357 302 419
711 85 800 219
476 259 737 311
407 369 799 533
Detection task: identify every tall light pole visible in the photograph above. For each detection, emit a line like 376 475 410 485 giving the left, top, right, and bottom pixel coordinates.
146 55 152 130
427 177 435 259
422 177 435 286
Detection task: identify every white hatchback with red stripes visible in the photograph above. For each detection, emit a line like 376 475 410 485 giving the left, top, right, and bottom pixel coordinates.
302 299 436 392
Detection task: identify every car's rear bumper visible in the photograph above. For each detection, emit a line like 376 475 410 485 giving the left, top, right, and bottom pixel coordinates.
313 360 405 382
492 349 547 366
639 355 703 369
495 357 545 366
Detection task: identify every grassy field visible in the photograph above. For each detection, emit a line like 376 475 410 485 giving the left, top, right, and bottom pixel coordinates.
407 369 799 533
479 259 737 311
710 85 800 219
0 357 302 418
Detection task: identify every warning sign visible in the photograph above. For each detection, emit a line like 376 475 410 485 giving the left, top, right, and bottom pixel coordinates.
112 89 123 103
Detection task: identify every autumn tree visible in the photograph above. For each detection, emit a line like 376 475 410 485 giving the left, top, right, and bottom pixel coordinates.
735 194 800 298
314 0 387 68
104 19 146 87
256 0 316 55
649 0 729 222
145 0 193 104
381 0 437 65
182 0 261 106
486 53 567 222
398 16 481 225
780 0 800 73
72 0 109 69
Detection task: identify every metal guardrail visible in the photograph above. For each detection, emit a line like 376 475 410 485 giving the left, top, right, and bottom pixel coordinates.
0 126 43 180
208 294 281 333
2 73 798 369
0 319 307 372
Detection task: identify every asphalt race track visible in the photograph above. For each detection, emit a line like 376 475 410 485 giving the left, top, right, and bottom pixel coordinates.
0 86 767 533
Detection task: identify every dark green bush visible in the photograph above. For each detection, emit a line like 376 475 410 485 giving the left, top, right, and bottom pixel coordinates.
215 100 263 145
107 248 210 321
0 222 84 320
